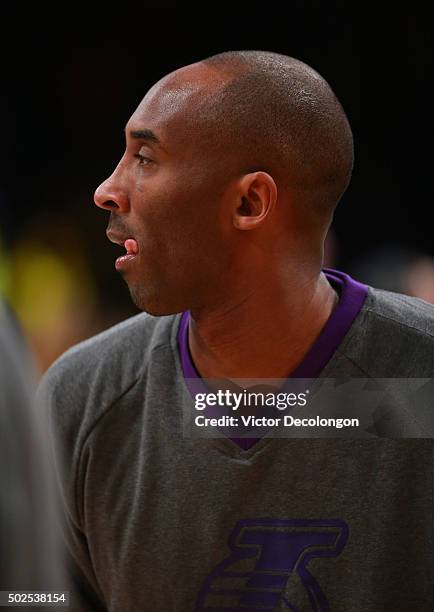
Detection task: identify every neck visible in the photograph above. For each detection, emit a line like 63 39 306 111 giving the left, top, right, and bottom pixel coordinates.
188 268 339 379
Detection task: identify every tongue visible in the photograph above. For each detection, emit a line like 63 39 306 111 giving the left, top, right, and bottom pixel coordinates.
124 239 138 255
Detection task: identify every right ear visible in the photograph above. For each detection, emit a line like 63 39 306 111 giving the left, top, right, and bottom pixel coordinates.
233 171 278 231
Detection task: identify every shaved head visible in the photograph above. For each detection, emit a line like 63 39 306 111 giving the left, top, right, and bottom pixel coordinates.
95 50 354 315
170 50 354 227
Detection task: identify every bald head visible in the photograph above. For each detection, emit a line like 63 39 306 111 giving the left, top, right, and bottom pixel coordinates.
165 50 354 226
95 51 353 314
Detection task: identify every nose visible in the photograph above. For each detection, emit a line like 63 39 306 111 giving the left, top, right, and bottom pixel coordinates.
93 167 129 212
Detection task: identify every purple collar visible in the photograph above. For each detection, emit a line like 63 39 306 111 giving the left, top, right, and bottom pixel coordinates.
177 269 368 450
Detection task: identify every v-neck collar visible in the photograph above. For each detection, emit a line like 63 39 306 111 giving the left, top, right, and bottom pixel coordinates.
176 269 368 451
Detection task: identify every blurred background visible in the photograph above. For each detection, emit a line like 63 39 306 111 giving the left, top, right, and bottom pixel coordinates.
1 2 433 375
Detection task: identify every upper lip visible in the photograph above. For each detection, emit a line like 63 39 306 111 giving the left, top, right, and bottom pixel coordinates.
106 229 128 245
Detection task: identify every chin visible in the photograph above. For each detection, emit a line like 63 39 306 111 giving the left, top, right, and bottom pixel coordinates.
128 284 184 317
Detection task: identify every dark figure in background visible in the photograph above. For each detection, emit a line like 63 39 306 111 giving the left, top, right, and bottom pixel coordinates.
0 301 64 606
38 51 433 611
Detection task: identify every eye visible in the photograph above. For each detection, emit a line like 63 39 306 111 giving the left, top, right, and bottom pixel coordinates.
134 153 153 166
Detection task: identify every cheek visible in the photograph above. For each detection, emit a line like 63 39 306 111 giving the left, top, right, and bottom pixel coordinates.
132 168 228 262
149 190 220 239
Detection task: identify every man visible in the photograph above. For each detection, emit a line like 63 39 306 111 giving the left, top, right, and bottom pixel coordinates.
38 51 434 611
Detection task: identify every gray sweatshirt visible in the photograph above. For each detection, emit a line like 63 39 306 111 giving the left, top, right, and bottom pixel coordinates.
37 278 434 611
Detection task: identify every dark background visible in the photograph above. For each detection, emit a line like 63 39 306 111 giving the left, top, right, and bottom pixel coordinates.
1 3 433 371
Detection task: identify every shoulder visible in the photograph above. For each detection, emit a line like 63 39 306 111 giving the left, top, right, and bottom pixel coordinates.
41 311 176 392
363 287 434 336
37 311 179 450
339 287 434 376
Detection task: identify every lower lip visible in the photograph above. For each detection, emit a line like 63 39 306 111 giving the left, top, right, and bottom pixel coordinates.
115 253 137 271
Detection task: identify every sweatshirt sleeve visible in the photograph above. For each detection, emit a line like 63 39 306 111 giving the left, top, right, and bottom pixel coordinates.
36 366 107 612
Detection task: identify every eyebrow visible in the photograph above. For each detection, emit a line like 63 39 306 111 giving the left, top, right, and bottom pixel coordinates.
127 128 161 145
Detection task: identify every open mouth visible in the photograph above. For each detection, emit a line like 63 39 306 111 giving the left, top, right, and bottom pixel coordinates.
115 238 138 270
106 230 139 271
124 239 138 256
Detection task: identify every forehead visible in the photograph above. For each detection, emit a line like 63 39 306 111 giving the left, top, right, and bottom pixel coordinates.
125 63 230 140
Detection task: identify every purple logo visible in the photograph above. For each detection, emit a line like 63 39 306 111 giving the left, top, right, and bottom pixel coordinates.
195 518 348 611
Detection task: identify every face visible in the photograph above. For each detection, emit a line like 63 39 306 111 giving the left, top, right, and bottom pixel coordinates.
94 65 237 315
